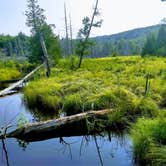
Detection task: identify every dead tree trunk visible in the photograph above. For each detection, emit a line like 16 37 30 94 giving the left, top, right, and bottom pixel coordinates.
78 0 99 68
69 14 73 55
1 110 111 142
64 3 69 57
39 34 51 77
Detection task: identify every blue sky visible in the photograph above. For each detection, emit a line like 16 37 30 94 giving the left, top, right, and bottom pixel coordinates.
0 0 166 37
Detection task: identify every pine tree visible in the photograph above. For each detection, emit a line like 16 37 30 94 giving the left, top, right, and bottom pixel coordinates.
141 34 156 56
25 0 51 77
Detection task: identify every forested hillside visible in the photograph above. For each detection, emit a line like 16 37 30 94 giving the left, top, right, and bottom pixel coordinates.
0 24 163 60
61 24 162 57
91 25 160 57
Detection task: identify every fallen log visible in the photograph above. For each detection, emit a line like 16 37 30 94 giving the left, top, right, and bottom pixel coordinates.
0 110 111 142
0 64 44 97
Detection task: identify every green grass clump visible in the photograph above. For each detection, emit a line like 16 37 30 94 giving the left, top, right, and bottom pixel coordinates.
63 93 83 115
24 56 165 118
24 78 62 111
0 68 20 80
131 117 166 165
0 59 33 81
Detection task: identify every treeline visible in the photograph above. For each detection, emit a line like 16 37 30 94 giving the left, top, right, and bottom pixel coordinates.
0 33 29 58
90 25 166 57
89 38 143 57
60 25 162 58
142 25 166 56
1 24 165 61
0 28 61 65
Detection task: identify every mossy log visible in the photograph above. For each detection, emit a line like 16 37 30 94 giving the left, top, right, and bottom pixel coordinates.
0 64 43 97
1 110 111 142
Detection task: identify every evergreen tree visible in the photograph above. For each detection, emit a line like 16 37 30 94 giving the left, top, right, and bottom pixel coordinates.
141 34 156 56
25 0 51 77
25 0 46 35
156 25 166 47
29 24 61 64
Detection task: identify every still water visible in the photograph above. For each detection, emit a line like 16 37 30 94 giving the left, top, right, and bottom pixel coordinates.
0 94 133 166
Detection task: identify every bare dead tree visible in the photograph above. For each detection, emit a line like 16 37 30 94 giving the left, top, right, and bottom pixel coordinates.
69 14 73 55
76 0 102 68
64 3 70 57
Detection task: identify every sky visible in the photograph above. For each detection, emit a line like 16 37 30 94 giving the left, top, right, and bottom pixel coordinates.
0 0 166 38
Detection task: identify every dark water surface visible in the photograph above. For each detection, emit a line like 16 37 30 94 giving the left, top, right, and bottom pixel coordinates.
0 94 133 166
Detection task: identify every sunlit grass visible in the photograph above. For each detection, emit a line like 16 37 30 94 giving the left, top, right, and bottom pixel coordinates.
0 68 20 80
24 56 166 115
131 116 166 165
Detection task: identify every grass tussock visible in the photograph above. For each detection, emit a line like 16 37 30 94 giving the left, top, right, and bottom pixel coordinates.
24 56 165 115
0 68 20 80
0 59 33 81
131 116 166 165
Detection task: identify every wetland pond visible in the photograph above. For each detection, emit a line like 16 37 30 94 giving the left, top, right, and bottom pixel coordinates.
0 94 133 166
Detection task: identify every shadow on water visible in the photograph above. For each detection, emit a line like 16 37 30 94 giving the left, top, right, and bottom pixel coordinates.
0 93 133 166
25 107 60 122
23 96 61 122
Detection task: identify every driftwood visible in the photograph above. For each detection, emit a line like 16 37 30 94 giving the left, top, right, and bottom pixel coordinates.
0 64 43 97
0 110 111 142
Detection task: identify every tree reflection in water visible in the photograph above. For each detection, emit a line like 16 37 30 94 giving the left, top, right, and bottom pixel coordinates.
1 132 131 166
1 139 10 166
55 132 131 166
17 139 29 151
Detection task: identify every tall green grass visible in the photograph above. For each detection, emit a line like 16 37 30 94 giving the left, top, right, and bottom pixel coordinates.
0 59 33 81
131 116 166 165
24 56 165 116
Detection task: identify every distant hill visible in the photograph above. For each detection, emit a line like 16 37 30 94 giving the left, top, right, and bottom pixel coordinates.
90 24 161 57
0 24 162 58
93 25 160 42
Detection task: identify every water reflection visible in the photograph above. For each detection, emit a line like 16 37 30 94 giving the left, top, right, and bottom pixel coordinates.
17 139 29 151
14 134 131 166
1 139 10 166
0 133 132 166
26 107 60 122
0 94 133 166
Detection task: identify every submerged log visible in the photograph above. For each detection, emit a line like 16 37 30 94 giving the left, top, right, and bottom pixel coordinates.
1 110 111 142
0 64 44 97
